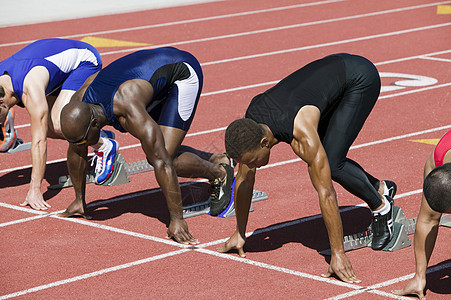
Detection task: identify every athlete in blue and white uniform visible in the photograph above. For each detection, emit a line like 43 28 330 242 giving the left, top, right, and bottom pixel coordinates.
0 38 115 211
0 38 101 110
58 47 234 244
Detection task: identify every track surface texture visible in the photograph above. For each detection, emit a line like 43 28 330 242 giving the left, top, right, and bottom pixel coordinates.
0 0 450 299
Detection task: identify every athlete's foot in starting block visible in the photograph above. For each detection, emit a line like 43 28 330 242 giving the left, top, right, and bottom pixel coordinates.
57 200 91 219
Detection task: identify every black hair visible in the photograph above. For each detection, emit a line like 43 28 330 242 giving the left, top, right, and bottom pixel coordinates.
0 86 5 98
225 118 265 159
423 162 451 213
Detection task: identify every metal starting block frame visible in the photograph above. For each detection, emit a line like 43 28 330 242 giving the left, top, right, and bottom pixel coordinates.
183 178 268 218
319 206 451 255
49 153 152 189
5 138 31 153
49 153 269 218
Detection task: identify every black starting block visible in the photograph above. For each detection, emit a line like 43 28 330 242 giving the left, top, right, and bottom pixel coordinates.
319 206 451 255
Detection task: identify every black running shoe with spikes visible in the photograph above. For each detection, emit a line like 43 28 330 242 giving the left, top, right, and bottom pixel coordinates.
209 163 234 216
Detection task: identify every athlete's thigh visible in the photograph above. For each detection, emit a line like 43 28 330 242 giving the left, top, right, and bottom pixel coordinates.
322 87 378 161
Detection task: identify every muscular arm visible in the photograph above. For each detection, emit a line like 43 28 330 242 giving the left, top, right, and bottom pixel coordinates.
20 67 51 210
115 80 197 244
218 163 256 257
393 153 443 299
290 106 360 283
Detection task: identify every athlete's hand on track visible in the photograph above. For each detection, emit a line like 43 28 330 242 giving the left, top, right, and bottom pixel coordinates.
21 188 51 210
217 230 246 257
392 275 426 299
322 252 361 284
167 218 199 245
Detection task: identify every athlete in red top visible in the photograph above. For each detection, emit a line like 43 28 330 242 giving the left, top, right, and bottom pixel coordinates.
393 129 451 299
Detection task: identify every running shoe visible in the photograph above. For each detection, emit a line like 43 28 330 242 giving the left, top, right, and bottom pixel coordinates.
209 163 235 216
381 180 397 198
0 108 17 152
93 138 118 184
100 130 115 140
371 195 394 250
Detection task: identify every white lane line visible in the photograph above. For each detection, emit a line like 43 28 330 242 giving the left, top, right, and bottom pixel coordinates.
0 215 51 228
419 56 451 63
1 121 450 181
375 49 451 65
50 213 190 248
0 184 423 248
349 124 451 150
327 262 451 299
0 184 426 298
0 249 190 300
195 247 362 288
0 0 345 48
201 22 451 66
0 199 187 248
7 49 451 132
98 2 451 57
378 82 451 99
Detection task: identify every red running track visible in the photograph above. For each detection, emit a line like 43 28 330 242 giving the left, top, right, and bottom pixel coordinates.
0 0 450 299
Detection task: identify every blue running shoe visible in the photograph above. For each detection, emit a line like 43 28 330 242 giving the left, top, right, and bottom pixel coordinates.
93 138 118 184
100 130 115 140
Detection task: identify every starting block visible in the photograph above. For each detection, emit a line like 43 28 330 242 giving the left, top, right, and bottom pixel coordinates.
319 206 450 255
48 153 152 189
4 138 31 153
48 153 269 218
182 178 268 218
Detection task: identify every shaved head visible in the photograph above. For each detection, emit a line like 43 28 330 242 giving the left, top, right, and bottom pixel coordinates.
61 101 92 142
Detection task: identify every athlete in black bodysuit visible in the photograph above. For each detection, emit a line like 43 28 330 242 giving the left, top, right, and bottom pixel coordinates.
218 53 397 284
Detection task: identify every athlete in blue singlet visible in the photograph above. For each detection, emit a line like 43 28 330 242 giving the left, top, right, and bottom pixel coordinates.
58 47 235 244
0 38 115 211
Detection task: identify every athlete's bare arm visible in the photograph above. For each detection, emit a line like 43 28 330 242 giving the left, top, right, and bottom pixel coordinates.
114 79 198 244
290 105 360 284
217 162 256 257
393 151 450 299
20 66 51 210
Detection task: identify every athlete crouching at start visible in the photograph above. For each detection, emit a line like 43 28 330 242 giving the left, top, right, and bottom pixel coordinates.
0 38 116 211
59 47 234 244
218 53 397 283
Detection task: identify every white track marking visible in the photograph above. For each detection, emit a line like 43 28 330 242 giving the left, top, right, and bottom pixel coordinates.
201 22 451 66
0 249 190 300
7 49 451 135
327 262 451 299
195 248 362 288
419 56 451 63
0 0 346 47
0 176 433 299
